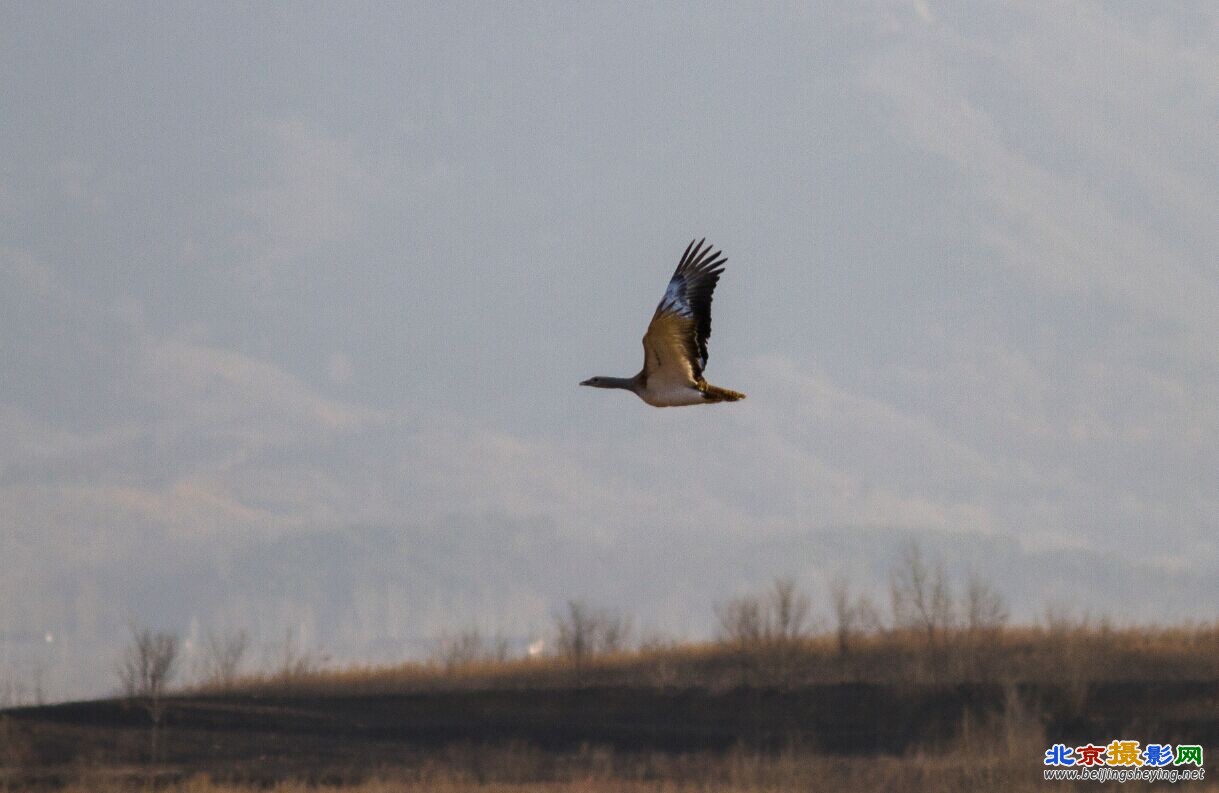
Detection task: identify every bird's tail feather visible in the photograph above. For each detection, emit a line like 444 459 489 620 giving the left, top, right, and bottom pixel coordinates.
701 383 747 403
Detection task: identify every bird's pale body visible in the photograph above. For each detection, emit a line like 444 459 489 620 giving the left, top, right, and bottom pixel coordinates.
636 382 710 408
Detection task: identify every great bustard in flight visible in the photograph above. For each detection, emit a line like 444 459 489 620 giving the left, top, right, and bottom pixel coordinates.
580 239 746 407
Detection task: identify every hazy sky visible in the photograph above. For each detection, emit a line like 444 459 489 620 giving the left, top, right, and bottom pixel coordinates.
2 2 1217 700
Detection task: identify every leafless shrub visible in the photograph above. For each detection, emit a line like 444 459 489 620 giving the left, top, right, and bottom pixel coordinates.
829 576 884 682
1040 603 1089 713
118 627 179 702
763 577 812 684
636 628 677 653
434 628 511 671
854 589 884 633
889 541 956 641
715 594 766 647
714 592 767 685
715 577 813 685
830 576 884 655
964 574 1009 636
766 577 811 642
138 616 1219 702
959 573 1009 681
556 601 595 669
199 628 250 690
830 577 855 656
716 578 812 647
599 614 631 653
554 601 632 683
116 625 179 763
273 627 327 681
889 542 960 682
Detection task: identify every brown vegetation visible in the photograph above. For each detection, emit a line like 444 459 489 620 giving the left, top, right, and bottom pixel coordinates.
7 619 1218 792
115 626 180 765
184 545 1214 697
0 704 1097 793
161 546 1216 697
196 630 250 691
214 619 1219 698
553 601 632 685
20 716 1219 793
8 548 1215 792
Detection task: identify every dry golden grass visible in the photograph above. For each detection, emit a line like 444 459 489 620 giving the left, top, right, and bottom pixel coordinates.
216 622 1219 697
18 623 1216 792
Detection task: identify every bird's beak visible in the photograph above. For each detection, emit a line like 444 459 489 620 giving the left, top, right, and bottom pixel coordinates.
579 379 593 386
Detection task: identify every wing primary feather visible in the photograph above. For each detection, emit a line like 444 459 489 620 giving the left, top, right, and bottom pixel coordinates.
682 238 706 271
678 238 697 268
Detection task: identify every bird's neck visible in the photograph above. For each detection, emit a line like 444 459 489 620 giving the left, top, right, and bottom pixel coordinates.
600 376 638 392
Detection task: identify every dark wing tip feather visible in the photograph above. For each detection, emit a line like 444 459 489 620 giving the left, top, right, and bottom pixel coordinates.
677 238 726 276
679 238 698 268
664 238 729 375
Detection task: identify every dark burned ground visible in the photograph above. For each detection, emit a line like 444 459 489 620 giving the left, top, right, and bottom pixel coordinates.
4 681 1218 784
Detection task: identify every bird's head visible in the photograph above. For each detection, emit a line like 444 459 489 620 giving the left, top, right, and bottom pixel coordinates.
580 377 606 388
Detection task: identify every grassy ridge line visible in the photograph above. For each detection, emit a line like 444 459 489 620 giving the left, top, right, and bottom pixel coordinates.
212 623 1219 697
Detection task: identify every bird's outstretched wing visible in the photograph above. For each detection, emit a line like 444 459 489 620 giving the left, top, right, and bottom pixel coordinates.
641 239 726 386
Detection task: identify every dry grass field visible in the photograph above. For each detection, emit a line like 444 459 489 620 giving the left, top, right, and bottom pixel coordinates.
225 622 1219 696
7 562 1217 793
4 622 1217 792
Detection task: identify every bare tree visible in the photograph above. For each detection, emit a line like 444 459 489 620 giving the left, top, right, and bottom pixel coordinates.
199 628 250 690
554 600 632 683
599 613 631 653
717 578 812 646
766 577 811 642
117 626 179 762
118 627 180 701
274 627 329 680
889 542 958 682
964 574 1009 636
435 627 511 671
960 573 1009 681
889 541 955 644
556 600 595 675
715 594 766 647
764 577 812 685
830 576 860 656
829 576 885 682
716 577 813 685
1040 602 1089 712
714 592 765 685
